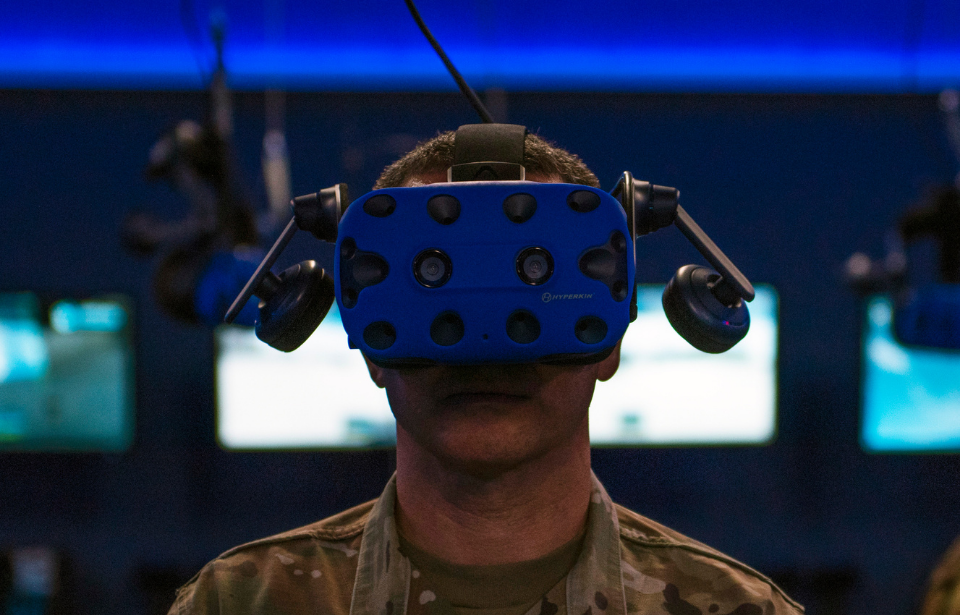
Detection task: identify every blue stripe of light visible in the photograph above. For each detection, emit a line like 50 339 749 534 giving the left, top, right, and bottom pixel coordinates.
3 44 960 92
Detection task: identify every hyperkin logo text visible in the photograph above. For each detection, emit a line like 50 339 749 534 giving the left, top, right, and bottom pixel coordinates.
541 292 594 303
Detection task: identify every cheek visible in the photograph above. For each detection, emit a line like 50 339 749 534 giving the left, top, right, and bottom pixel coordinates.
379 370 438 417
536 365 599 415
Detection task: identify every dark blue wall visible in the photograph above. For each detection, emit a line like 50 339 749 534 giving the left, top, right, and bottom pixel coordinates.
1 89 958 615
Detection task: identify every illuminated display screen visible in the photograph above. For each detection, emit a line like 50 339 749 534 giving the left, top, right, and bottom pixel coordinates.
216 284 778 449
861 296 960 452
0 292 134 451
216 306 394 450
590 285 777 445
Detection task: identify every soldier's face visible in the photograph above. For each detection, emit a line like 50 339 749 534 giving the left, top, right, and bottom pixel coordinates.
365 354 620 477
363 169 618 476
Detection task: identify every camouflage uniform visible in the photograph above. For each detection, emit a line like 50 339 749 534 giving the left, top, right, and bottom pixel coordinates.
169 473 802 615
922 536 960 615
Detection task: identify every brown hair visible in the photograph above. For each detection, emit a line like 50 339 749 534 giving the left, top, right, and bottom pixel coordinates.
373 130 599 189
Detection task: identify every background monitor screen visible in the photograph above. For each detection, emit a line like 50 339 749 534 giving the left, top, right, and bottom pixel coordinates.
216 306 395 450
216 284 778 449
861 296 960 452
590 285 778 445
0 292 134 451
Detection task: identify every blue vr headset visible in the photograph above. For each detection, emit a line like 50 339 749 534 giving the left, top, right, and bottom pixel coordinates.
226 123 755 367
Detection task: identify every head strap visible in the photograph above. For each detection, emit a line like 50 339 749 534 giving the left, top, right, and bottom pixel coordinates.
449 123 527 182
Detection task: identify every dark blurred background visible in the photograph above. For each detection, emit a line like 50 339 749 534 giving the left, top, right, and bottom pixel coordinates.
2 1 960 614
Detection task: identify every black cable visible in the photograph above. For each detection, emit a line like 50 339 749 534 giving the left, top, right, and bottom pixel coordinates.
901 0 927 92
404 0 495 124
180 0 211 83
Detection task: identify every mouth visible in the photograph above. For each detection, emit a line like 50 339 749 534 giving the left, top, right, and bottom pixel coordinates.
433 365 541 408
442 391 532 407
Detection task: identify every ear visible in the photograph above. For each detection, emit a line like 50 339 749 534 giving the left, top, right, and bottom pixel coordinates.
363 355 388 389
596 339 622 382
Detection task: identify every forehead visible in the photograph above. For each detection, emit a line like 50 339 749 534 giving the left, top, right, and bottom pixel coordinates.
403 171 561 187
403 170 447 187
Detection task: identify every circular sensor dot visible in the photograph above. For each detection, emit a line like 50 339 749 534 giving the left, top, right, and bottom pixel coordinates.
363 194 397 217
611 231 627 253
340 237 356 260
503 193 537 223
506 310 541 344
575 316 608 345
363 321 397 350
427 194 461 225
578 248 616 280
430 312 465 346
612 280 628 301
567 190 601 213
353 254 389 287
342 288 358 309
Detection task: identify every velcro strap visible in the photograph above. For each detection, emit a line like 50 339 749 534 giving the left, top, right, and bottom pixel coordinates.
450 124 527 182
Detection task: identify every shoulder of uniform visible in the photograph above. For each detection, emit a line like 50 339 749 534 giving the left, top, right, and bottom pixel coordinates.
168 501 374 614
615 503 804 613
214 498 374 560
615 502 727 555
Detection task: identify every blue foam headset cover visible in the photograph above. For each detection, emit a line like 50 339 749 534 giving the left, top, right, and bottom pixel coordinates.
335 181 635 367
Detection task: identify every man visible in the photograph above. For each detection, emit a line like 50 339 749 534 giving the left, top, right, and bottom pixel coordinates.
169 130 803 615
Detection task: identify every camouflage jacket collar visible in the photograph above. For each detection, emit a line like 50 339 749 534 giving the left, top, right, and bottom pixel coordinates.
348 472 626 615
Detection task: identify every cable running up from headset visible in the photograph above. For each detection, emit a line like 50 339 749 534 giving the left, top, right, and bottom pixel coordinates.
223 1 756 364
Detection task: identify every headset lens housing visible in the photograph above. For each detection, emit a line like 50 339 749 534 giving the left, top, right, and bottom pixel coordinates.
414 249 453 288
516 247 554 286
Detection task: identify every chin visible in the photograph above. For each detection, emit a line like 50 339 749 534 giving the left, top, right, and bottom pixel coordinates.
394 402 590 479
428 431 561 480
434 451 532 481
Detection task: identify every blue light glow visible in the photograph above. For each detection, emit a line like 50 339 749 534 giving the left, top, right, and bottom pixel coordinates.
2 0 959 92
4 44 960 92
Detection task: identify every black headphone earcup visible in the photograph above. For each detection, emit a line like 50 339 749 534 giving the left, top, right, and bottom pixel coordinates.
662 264 750 353
256 260 335 352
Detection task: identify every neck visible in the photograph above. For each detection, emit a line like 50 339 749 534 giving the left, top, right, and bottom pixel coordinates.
394 427 592 566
